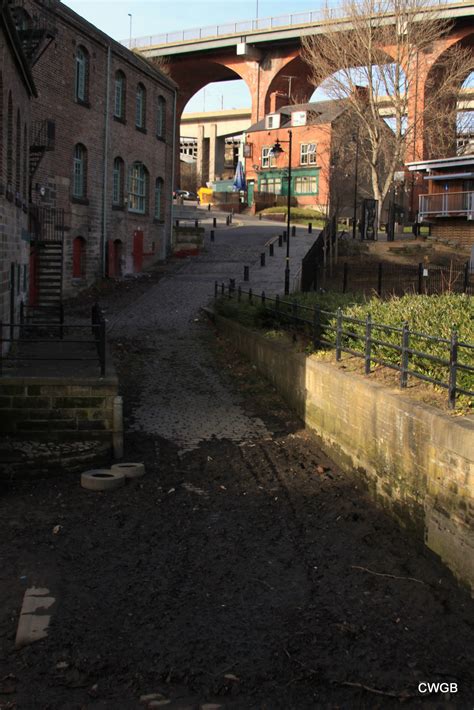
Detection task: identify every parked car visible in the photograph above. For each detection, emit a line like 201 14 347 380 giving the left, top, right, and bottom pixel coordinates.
173 189 199 202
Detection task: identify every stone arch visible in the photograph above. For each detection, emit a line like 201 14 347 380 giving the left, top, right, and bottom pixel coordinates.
262 52 315 116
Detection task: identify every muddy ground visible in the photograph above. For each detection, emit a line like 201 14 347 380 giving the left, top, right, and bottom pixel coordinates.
0 266 473 710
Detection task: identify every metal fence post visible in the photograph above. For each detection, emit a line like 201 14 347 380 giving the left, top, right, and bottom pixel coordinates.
313 304 321 349
377 262 383 297
448 329 458 409
463 260 469 293
417 263 423 295
244 265 249 281
221 282 225 296
336 308 342 361
260 252 265 267
400 322 409 388
364 314 372 374
214 281 218 298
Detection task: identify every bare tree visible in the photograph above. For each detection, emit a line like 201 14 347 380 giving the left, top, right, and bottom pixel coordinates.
302 0 474 218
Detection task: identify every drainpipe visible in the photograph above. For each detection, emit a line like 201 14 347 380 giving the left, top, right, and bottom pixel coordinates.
101 45 112 277
164 85 178 261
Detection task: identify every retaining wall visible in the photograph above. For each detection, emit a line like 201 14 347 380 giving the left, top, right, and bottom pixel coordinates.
215 315 474 592
0 376 121 477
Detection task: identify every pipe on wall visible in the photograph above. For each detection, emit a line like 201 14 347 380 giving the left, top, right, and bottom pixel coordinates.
101 44 112 277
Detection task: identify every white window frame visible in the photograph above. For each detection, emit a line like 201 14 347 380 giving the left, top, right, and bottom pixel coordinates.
114 73 125 118
75 48 86 102
300 143 317 165
136 85 145 128
128 163 146 213
157 96 165 138
112 158 123 205
73 145 85 198
294 175 318 194
261 146 276 169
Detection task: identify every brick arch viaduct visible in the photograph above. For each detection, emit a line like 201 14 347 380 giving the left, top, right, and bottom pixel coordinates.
136 3 474 174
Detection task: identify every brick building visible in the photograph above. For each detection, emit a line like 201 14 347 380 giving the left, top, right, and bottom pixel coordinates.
244 96 347 213
407 154 474 248
23 0 177 298
0 0 36 351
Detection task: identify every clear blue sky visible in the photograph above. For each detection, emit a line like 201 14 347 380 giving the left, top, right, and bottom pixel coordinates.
63 0 324 111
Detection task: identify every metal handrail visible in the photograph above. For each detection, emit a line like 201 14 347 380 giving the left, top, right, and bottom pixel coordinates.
122 0 463 48
214 281 474 408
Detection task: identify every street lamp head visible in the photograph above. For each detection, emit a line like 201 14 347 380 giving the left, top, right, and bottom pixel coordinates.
271 139 284 157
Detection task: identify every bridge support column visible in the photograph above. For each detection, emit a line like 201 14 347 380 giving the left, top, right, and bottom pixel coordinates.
197 124 206 185
209 123 218 183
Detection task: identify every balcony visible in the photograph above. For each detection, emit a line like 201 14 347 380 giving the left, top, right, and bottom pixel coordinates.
419 191 474 221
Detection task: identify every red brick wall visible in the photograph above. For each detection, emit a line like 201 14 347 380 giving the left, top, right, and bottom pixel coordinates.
0 19 32 345
245 122 332 209
431 219 474 248
27 0 176 294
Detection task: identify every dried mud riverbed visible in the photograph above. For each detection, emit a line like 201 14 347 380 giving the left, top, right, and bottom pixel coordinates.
0 266 473 710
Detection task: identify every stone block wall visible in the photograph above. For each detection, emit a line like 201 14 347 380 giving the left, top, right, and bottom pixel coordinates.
0 376 118 441
216 315 474 592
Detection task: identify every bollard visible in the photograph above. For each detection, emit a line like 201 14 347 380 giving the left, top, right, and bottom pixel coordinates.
195 219 199 229
269 242 274 257
308 223 312 234
291 225 296 236
278 234 283 247
175 219 180 228
259 213 262 220
213 217 217 228
210 229 215 242
226 215 230 226
229 278 235 292
260 252 265 267
244 265 249 281
208 203 211 211
283 231 287 242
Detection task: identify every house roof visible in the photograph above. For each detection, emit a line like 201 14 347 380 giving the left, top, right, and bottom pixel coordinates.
406 154 474 172
0 0 36 97
246 99 347 134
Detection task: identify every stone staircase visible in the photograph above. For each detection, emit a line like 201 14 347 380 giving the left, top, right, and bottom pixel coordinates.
32 241 63 321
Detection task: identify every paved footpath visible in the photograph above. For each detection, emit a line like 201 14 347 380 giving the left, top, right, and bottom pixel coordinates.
1 217 473 709
108 215 315 454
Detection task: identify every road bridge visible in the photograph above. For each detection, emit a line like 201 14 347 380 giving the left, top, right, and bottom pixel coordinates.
130 2 474 182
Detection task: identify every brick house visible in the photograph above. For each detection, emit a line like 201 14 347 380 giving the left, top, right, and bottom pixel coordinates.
244 96 350 214
23 0 177 299
406 154 474 248
0 0 36 351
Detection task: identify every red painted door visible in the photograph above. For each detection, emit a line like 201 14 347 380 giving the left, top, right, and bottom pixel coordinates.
132 230 144 273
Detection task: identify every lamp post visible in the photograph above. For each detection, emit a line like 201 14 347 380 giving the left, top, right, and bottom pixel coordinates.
271 129 292 295
128 13 132 48
352 129 360 240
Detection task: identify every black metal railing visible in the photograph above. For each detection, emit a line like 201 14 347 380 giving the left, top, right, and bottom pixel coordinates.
29 205 64 242
0 303 107 377
315 260 473 296
30 119 55 151
214 282 474 409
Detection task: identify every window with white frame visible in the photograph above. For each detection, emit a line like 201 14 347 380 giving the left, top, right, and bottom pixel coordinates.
128 162 147 213
260 176 281 194
294 175 318 194
261 146 276 169
75 47 88 102
156 96 166 138
73 144 86 198
114 71 126 119
300 143 317 165
112 157 124 205
136 84 146 129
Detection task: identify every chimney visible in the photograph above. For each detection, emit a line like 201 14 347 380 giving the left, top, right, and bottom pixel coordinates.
269 91 288 114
